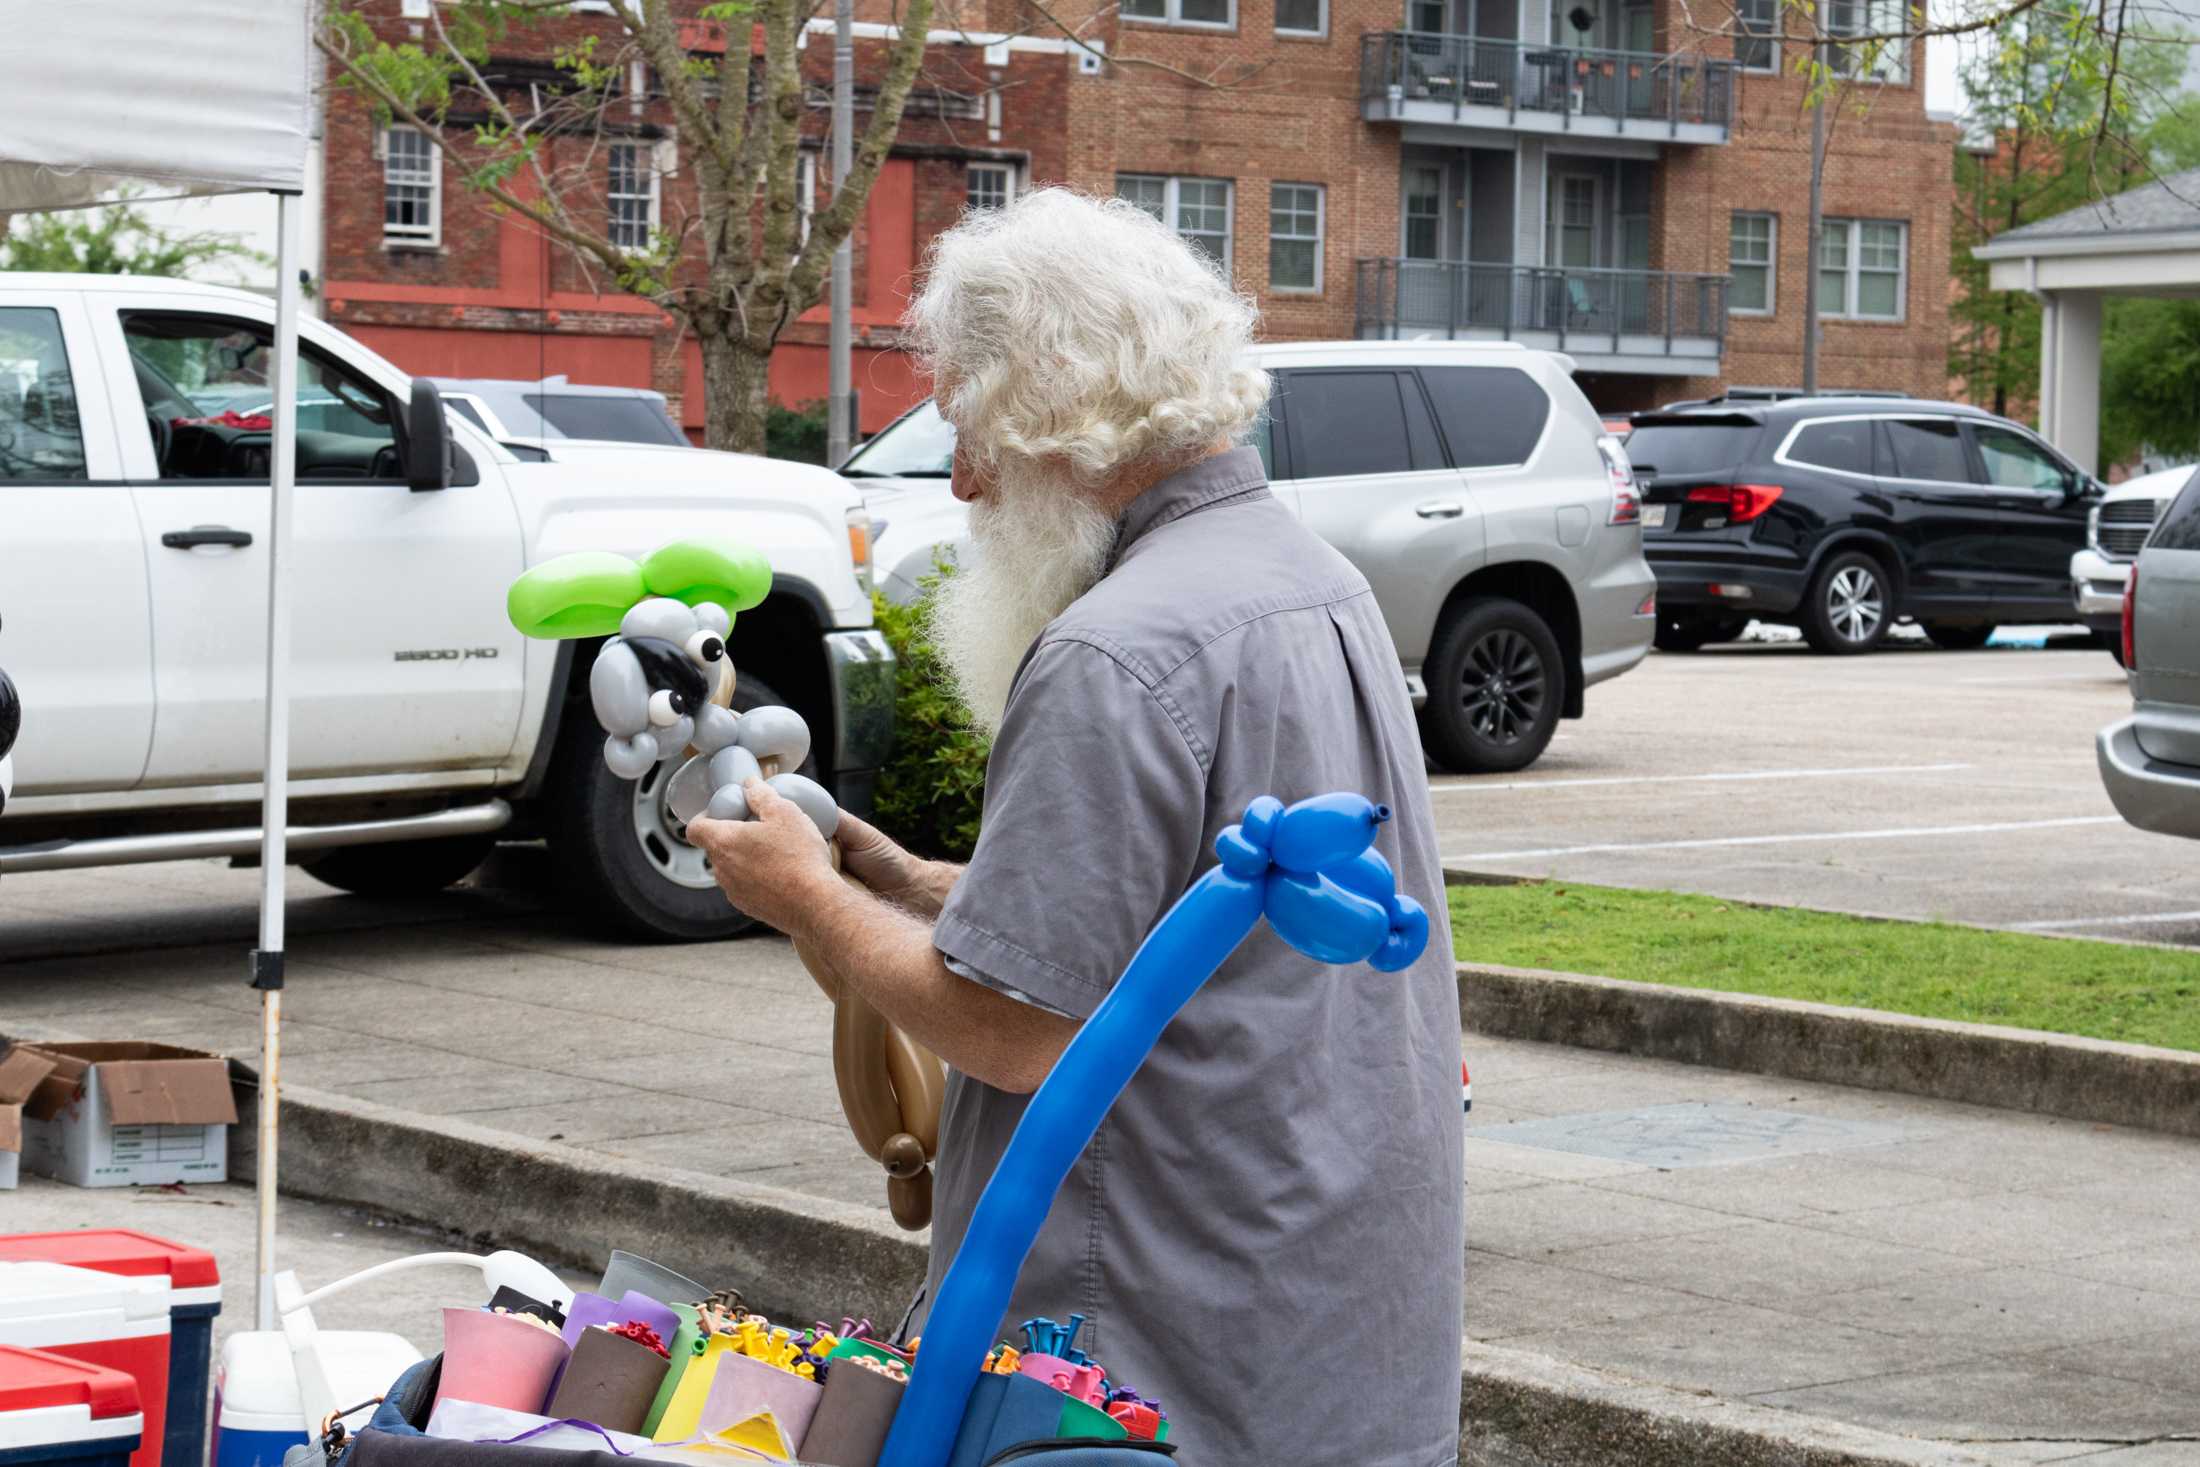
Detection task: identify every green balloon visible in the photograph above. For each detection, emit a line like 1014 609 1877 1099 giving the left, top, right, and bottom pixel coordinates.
640 538 772 614
506 550 648 639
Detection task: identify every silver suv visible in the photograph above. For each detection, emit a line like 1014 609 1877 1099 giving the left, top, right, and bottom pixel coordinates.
841 340 1655 773
2101 466 2200 837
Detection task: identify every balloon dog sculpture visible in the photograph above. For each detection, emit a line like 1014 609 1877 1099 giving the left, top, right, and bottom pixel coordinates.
507 539 945 1228
878 792 1429 1467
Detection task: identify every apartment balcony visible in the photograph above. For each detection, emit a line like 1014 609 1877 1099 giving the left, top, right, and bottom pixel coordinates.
1359 32 1736 144
1354 259 1728 376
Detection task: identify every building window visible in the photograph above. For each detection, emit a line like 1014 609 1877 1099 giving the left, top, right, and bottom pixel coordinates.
1119 0 1233 27
1827 0 1910 83
1402 167 1442 259
1818 218 1906 320
967 163 1014 213
1275 0 1326 35
608 142 658 251
1116 175 1234 270
1733 0 1779 70
1729 211 1775 315
1269 183 1323 292
382 127 440 247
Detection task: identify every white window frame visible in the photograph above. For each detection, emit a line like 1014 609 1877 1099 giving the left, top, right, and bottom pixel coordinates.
1268 182 1324 294
1728 210 1776 316
1826 0 1911 83
607 139 663 253
1116 174 1235 271
1118 0 1236 30
381 125 441 248
1817 217 1906 322
966 162 1015 213
1732 0 1780 71
1274 0 1328 37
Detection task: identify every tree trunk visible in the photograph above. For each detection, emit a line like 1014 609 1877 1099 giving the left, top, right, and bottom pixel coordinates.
700 324 774 457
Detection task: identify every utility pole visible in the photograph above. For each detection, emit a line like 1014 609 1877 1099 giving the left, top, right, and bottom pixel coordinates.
1801 86 1825 395
827 0 854 466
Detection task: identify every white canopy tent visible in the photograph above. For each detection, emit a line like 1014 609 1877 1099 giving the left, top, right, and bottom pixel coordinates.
1 0 314 1329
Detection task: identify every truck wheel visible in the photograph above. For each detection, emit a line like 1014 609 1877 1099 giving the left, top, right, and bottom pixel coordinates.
303 836 493 897
1419 597 1565 774
546 673 815 941
1800 551 1893 655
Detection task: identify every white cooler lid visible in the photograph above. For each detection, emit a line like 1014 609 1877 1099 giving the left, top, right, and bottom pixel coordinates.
0 1263 171 1348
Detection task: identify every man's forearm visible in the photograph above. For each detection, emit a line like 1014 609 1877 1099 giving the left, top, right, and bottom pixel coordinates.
789 868 1072 1093
895 859 965 920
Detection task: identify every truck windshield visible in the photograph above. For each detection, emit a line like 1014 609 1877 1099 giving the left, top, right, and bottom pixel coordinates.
524 393 686 446
839 400 954 478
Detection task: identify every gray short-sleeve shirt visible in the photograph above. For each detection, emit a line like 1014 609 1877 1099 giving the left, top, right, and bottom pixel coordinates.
924 447 1465 1467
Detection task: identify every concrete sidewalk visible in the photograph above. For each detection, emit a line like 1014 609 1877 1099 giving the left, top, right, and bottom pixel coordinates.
4 862 2200 1462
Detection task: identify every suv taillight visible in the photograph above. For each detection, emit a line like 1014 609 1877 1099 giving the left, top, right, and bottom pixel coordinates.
1597 435 1639 525
1686 483 1784 524
2123 566 2138 669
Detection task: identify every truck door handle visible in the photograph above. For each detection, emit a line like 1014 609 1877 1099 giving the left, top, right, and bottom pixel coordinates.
1416 501 1465 520
161 526 254 550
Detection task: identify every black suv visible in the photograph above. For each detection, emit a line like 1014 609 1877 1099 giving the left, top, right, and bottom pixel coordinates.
1627 397 2103 654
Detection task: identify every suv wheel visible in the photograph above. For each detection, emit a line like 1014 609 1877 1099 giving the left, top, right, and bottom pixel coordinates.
1922 621 1995 651
1421 597 1565 774
1654 612 1749 653
1801 551 1892 655
547 672 815 941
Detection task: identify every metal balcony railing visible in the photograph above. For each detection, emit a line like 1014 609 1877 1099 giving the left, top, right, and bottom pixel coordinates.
1359 31 1737 134
1353 259 1729 356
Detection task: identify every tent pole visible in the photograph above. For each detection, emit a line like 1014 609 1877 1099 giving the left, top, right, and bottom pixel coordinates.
254 188 303 1333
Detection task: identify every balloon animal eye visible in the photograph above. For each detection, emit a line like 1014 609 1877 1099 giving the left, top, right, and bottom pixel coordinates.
648 688 686 727
685 630 725 665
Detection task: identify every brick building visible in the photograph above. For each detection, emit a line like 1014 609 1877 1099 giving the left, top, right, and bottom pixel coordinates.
320 0 1957 433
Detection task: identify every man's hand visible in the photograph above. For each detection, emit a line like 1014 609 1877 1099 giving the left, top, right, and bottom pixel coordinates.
834 810 961 917
685 780 840 937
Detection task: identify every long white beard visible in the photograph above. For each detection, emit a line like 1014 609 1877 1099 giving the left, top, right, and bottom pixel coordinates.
931 464 1119 736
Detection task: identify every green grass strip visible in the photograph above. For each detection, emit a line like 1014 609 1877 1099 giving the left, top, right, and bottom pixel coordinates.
1448 880 2200 1053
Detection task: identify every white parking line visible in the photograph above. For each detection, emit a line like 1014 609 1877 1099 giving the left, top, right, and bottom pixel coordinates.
1446 815 2122 864
2011 909 2200 931
1429 762 1971 796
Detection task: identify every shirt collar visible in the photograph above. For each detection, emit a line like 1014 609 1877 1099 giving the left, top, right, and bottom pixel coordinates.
1108 446 1270 569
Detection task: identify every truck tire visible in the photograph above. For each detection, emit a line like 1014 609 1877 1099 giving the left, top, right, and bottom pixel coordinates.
1800 550 1893 655
1419 596 1565 775
546 673 816 941
302 835 493 897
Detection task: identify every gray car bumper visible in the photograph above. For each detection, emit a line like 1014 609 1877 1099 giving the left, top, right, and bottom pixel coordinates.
2098 716 2200 839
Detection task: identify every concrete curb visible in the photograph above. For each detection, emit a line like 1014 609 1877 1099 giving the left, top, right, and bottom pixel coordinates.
1460 962 2200 1140
1459 1340 1996 1467
244 1084 2008 1467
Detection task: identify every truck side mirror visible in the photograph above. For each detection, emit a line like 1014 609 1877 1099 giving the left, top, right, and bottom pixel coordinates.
406 378 454 492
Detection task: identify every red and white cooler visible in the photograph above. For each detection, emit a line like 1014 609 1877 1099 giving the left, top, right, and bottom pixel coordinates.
0 1233 220 1467
0 1264 171 1467
0 1345 143 1467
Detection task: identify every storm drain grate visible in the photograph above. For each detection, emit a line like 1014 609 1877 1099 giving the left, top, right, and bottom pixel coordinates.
1471 1102 1907 1169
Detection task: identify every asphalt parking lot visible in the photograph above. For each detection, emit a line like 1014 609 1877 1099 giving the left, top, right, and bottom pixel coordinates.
1432 633 2198 942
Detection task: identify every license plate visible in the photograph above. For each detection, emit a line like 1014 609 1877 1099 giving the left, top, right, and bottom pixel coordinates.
1642 503 1668 528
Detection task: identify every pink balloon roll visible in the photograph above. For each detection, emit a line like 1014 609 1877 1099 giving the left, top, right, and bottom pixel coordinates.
435 1308 571 1413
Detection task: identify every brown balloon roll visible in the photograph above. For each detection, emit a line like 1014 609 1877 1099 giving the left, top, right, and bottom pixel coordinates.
545 1326 670 1436
799 1360 907 1467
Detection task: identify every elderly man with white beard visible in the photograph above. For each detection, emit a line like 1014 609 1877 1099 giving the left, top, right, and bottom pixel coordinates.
688 188 1463 1467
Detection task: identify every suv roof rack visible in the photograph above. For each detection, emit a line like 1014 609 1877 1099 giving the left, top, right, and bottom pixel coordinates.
1655 386 1912 411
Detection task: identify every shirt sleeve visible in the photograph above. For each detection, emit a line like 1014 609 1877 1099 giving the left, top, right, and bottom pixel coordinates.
933 637 1208 1021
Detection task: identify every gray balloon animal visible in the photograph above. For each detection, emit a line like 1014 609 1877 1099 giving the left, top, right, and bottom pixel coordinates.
587 597 840 839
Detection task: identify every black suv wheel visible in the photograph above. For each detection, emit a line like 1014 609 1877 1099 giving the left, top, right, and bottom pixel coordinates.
1800 551 1893 655
1421 597 1565 774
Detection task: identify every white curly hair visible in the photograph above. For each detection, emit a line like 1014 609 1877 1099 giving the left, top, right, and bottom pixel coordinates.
903 187 1271 485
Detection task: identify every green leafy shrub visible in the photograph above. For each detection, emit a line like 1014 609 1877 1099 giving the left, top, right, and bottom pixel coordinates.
766 399 831 464
871 563 990 860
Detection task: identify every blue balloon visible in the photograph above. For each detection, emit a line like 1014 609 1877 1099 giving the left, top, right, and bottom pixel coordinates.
877 792 1430 1467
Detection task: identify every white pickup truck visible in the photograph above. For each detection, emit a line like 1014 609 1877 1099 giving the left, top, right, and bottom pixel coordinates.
0 274 894 940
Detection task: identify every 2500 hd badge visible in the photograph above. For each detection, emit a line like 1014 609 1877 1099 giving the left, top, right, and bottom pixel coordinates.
394 647 501 661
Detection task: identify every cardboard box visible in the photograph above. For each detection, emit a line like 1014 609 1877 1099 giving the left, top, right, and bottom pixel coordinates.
13 1043 238 1188
0 1045 57 1190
